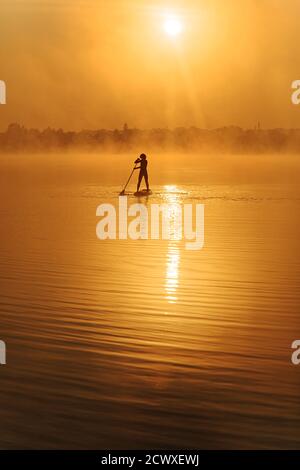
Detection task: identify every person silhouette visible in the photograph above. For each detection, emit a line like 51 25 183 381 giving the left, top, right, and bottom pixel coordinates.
134 153 150 192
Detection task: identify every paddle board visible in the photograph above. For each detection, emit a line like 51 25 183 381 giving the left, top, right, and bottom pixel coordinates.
134 189 153 197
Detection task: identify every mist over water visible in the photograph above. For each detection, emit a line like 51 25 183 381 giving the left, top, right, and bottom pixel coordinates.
0 152 300 449
1 151 300 186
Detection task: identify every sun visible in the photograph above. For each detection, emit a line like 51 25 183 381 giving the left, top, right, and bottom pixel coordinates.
164 16 183 37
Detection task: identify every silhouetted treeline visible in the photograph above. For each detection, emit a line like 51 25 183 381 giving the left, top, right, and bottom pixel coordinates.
1 123 300 153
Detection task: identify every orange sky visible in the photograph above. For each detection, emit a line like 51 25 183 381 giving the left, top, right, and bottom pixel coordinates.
1 0 300 130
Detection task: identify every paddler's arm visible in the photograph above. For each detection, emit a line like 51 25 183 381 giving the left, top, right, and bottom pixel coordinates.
134 158 141 169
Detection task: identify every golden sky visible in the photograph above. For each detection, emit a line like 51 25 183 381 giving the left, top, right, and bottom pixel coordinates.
1 0 300 130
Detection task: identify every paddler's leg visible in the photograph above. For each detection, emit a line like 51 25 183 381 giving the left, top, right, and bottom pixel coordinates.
144 171 149 191
137 171 143 191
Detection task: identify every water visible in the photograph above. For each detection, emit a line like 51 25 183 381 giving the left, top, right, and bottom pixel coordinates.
0 153 300 449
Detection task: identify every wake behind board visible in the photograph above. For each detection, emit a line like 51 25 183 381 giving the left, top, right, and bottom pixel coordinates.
134 189 153 197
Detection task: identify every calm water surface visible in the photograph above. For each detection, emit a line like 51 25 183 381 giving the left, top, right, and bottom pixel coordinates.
0 154 300 449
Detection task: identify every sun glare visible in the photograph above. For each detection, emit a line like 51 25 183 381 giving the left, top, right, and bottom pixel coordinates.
164 17 183 37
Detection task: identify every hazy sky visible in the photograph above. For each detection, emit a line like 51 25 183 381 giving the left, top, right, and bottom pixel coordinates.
1 0 300 130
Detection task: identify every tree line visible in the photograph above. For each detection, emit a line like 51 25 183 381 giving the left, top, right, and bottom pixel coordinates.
1 122 300 153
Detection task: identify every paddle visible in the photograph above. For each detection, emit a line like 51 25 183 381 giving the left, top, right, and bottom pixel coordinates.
119 165 137 196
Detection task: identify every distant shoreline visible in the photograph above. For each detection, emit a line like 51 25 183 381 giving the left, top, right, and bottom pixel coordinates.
1 123 300 154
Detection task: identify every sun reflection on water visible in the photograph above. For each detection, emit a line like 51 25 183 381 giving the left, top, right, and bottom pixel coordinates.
163 185 182 304
165 243 180 304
